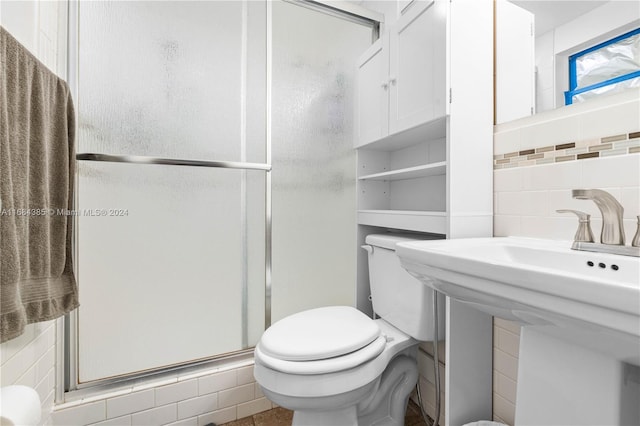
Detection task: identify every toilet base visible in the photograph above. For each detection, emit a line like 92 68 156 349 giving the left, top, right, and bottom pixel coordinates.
358 354 419 426
293 406 359 426
261 377 379 426
262 353 419 426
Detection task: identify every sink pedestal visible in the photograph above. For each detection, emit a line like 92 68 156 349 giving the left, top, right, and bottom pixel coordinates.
516 326 640 426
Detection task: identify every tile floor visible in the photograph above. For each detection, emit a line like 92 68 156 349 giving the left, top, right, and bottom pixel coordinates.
220 400 430 426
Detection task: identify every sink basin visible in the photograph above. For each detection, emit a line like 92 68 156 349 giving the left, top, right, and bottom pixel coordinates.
396 237 640 361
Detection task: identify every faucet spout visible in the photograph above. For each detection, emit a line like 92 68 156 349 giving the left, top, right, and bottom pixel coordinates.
571 189 625 245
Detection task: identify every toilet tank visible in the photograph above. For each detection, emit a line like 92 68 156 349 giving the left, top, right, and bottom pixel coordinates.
364 233 445 341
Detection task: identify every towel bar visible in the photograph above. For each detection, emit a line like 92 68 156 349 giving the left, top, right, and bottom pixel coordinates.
76 153 271 171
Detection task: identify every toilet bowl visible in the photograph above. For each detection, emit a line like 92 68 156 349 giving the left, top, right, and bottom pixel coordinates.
254 233 444 425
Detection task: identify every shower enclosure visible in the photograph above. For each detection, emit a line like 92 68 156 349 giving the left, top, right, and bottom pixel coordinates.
69 0 373 386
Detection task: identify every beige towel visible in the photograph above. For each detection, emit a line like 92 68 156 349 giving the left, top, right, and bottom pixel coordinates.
1 26 78 343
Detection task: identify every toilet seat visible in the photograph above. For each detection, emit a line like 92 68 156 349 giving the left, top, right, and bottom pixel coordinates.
256 306 387 375
259 306 382 361
256 334 387 374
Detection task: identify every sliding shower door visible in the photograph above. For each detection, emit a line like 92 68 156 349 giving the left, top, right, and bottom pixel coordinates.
73 0 375 385
75 1 267 383
270 1 372 322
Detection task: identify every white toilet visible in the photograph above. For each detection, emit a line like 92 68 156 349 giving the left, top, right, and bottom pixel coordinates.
254 233 444 425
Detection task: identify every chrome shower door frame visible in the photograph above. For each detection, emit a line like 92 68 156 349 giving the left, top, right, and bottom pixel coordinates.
60 0 380 401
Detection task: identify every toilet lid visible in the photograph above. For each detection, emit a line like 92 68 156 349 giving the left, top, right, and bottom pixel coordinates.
255 334 387 375
259 306 381 361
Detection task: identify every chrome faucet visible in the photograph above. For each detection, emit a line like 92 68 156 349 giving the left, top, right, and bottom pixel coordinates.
560 189 639 257
572 189 625 245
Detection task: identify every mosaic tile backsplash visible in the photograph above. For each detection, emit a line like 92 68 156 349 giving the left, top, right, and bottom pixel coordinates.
494 131 640 169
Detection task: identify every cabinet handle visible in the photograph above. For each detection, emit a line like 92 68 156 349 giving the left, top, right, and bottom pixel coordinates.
381 82 389 90
389 76 397 85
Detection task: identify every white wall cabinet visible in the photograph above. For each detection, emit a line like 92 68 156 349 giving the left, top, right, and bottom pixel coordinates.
355 0 494 238
389 0 446 135
356 38 390 146
356 0 445 147
355 1 494 425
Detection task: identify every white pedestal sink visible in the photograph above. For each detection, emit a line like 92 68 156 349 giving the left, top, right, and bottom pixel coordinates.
396 237 640 426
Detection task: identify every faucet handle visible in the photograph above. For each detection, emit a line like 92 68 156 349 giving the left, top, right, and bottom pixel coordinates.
633 216 640 247
556 209 595 243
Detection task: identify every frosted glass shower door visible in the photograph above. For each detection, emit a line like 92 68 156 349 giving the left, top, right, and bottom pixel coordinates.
75 1 267 383
271 1 372 321
77 165 265 382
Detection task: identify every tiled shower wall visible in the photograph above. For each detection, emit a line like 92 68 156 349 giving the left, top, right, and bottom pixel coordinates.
492 89 640 424
0 321 58 425
51 363 273 426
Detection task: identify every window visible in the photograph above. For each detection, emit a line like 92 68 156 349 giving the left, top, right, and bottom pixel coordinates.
565 27 640 105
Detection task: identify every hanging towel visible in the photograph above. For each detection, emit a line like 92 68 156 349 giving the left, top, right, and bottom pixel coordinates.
1 26 78 343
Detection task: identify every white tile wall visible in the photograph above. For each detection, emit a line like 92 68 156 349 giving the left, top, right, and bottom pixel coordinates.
493 372 516 405
236 397 272 419
236 366 254 386
218 384 255 409
0 321 58 425
130 405 177 425
53 401 107 425
415 375 445 426
165 417 196 426
177 393 218 420
106 389 155 419
492 320 521 426
155 380 198 407
493 393 516 426
492 88 639 426
92 415 132 426
196 406 235 426
494 89 640 245
198 370 236 395
0 0 38 54
495 155 640 241
51 361 273 426
413 347 446 426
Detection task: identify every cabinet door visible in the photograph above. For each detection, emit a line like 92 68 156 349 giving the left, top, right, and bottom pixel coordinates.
495 0 535 123
389 0 446 134
355 37 390 147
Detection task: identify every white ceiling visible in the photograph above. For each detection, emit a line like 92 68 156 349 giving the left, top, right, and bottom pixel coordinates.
510 1 609 35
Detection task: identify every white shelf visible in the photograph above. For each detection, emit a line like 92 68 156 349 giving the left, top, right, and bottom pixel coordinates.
357 210 447 235
359 161 446 181
356 115 447 151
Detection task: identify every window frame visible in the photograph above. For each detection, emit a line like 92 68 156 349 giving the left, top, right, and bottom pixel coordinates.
564 27 640 105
